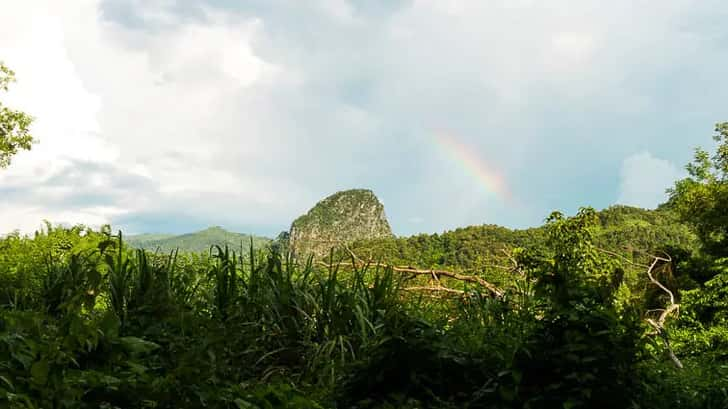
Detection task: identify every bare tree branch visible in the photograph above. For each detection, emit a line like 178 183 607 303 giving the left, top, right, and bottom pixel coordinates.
644 254 683 369
316 247 505 298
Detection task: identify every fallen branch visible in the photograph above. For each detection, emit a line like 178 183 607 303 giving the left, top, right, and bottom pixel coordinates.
402 286 466 296
644 254 683 369
316 252 504 298
390 267 503 297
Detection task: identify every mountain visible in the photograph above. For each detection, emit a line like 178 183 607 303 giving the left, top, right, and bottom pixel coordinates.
126 226 271 254
289 189 394 258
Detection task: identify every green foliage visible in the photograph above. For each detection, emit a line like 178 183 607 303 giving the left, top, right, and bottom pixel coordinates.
0 213 725 408
231 382 324 409
0 62 34 168
634 360 728 409
672 260 728 361
0 223 111 309
515 208 641 409
665 124 728 364
349 206 695 291
595 205 697 253
667 122 728 258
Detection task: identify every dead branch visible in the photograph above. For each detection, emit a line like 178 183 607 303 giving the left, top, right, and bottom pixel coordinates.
343 243 367 265
500 248 526 276
315 249 504 298
644 254 683 369
390 267 504 297
596 247 651 269
402 286 466 296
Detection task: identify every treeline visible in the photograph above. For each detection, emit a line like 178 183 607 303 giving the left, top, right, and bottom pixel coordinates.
347 205 697 287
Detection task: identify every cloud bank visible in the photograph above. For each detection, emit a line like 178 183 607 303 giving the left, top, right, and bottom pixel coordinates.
617 152 684 209
1 0 727 236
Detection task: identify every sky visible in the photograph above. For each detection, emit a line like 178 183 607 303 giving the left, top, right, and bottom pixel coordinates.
1 0 726 237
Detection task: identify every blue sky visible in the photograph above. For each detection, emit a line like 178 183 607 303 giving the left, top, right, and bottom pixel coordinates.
1 0 726 237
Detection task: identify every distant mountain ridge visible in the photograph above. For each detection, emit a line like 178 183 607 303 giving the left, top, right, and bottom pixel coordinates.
126 226 271 254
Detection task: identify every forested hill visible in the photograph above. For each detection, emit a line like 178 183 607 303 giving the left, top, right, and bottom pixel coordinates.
126 226 271 254
348 205 697 275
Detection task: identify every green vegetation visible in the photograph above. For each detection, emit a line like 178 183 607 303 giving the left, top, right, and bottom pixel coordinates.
126 226 270 254
0 62 35 168
666 122 728 258
2 195 726 408
348 205 697 289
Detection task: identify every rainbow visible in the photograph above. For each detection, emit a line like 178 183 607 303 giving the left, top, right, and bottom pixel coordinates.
435 134 513 202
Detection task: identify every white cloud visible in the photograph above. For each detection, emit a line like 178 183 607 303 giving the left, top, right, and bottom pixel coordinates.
0 0 298 234
0 6 112 164
0 1 119 232
1 0 726 236
0 202 126 234
617 152 684 209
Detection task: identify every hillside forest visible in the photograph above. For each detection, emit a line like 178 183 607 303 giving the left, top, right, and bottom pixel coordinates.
1 61 728 408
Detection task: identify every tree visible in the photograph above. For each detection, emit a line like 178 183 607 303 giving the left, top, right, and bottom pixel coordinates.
514 208 641 409
666 122 728 258
665 122 728 364
0 62 34 168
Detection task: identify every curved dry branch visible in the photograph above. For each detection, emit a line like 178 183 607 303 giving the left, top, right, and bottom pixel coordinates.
315 248 504 298
402 286 466 296
596 247 650 269
644 254 683 369
389 267 504 297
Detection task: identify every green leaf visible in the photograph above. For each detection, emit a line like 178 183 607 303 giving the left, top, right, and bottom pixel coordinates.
100 310 120 338
30 360 49 385
0 375 14 391
234 398 258 409
118 336 160 355
127 361 149 375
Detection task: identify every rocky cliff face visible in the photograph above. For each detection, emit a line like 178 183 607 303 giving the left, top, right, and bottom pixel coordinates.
289 189 394 259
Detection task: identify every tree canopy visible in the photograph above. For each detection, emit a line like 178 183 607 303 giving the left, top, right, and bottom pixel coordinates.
665 123 728 258
0 62 34 168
